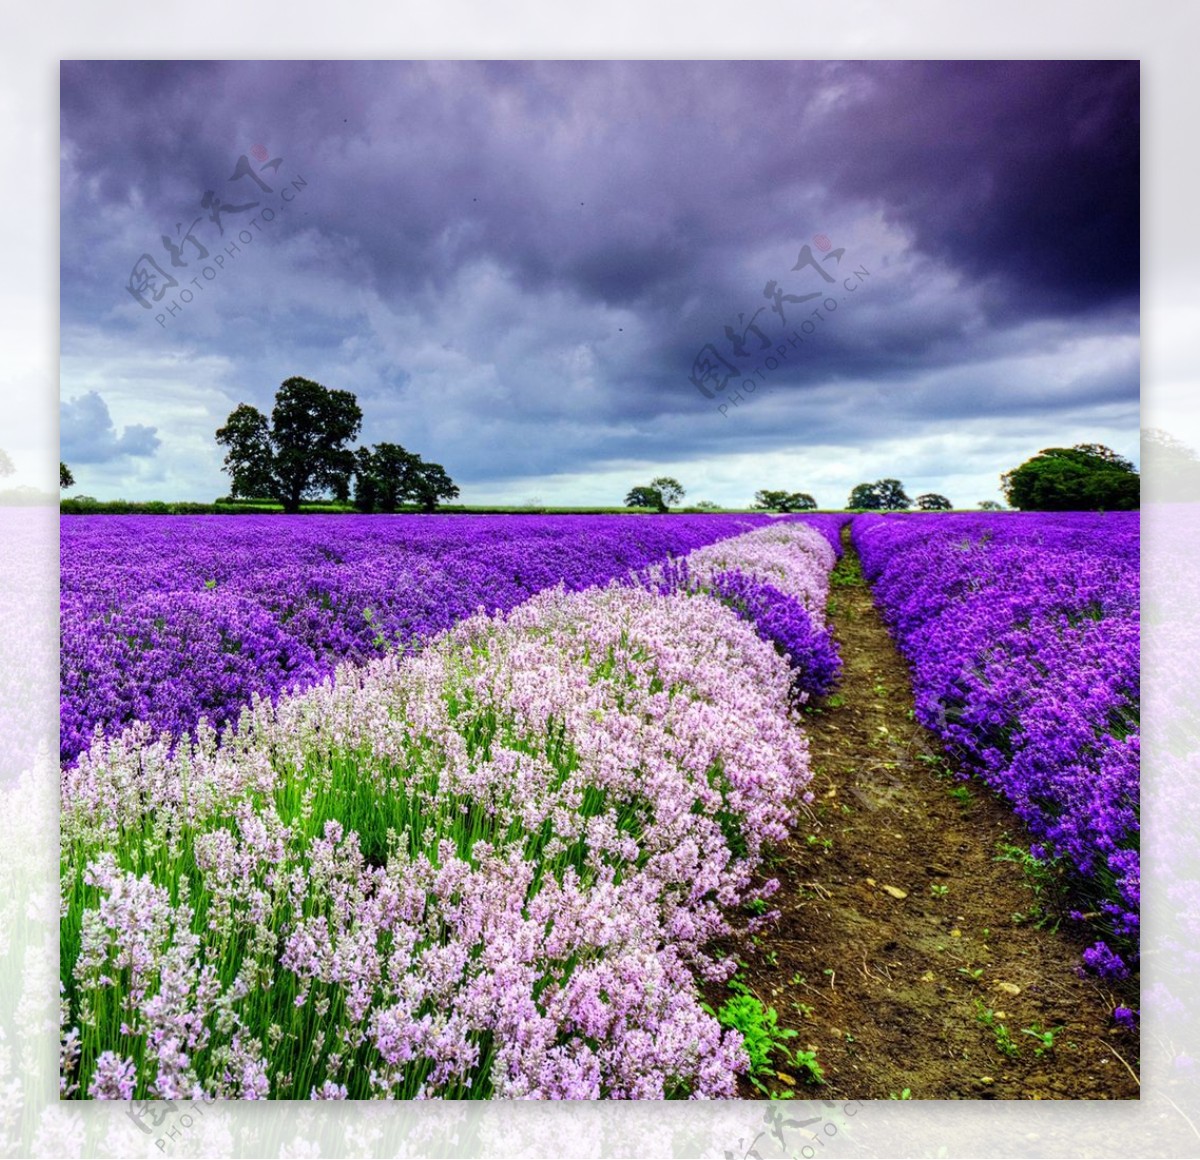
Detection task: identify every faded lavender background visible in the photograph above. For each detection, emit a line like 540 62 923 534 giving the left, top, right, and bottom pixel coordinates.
3 3 1198 1157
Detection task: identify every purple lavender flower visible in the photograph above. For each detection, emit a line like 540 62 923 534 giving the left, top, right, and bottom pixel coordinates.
707 570 841 697
1113 1005 1137 1030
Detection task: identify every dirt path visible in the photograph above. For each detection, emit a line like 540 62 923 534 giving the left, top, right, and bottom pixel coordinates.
719 529 1139 1100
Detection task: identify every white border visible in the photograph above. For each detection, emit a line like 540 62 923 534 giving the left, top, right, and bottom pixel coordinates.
5 4 1196 1156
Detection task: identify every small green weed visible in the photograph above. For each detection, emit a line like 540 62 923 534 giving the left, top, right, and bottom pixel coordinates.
361 606 389 651
918 752 957 781
791 1048 825 1085
975 1001 1019 1059
830 558 865 588
994 839 1063 932
706 980 800 1093
1021 1023 1063 1057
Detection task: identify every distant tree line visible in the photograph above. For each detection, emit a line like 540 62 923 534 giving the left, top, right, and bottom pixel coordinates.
70 406 1147 515
619 441 1139 515
216 377 459 514
753 489 817 512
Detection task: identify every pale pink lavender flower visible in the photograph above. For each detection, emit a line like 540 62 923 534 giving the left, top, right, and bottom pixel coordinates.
87 1051 137 1100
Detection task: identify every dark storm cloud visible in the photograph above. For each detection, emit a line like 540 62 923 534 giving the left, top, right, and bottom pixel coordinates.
60 60 1138 313
803 60 1139 316
60 391 160 464
59 60 1140 502
62 62 828 307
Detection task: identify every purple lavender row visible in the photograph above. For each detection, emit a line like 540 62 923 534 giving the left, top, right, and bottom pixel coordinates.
853 512 1139 975
61 514 816 766
635 518 846 701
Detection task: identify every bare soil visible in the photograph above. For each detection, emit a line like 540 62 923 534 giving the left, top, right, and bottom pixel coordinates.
709 529 1140 1100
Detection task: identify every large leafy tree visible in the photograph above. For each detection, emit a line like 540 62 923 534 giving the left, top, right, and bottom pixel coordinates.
354 444 460 513
1000 444 1139 511
650 476 686 509
216 377 363 513
409 460 460 513
625 485 665 512
60 461 75 489
915 492 953 511
625 477 685 513
753 489 818 513
847 479 911 511
1141 428 1200 502
269 378 363 512
354 443 418 513
215 404 275 499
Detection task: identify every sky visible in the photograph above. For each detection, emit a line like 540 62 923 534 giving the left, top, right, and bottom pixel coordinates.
58 59 1140 508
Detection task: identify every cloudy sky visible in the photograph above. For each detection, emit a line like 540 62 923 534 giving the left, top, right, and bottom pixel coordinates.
59 59 1139 508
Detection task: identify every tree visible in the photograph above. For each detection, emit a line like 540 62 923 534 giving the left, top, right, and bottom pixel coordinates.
270 378 363 513
846 483 878 510
354 443 418 513
691 500 723 512
215 404 275 499
978 500 1005 511
409 460 459 513
216 377 363 513
915 493 953 511
0 449 13 477
625 477 685 513
625 486 666 512
650 477 685 509
753 489 818 513
1000 443 1139 511
353 450 381 513
60 461 75 489
354 444 460 513
846 479 911 511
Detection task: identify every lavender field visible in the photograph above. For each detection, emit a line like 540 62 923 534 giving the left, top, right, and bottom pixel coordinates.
59 511 1139 1100
60 516 843 1099
60 514 795 766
